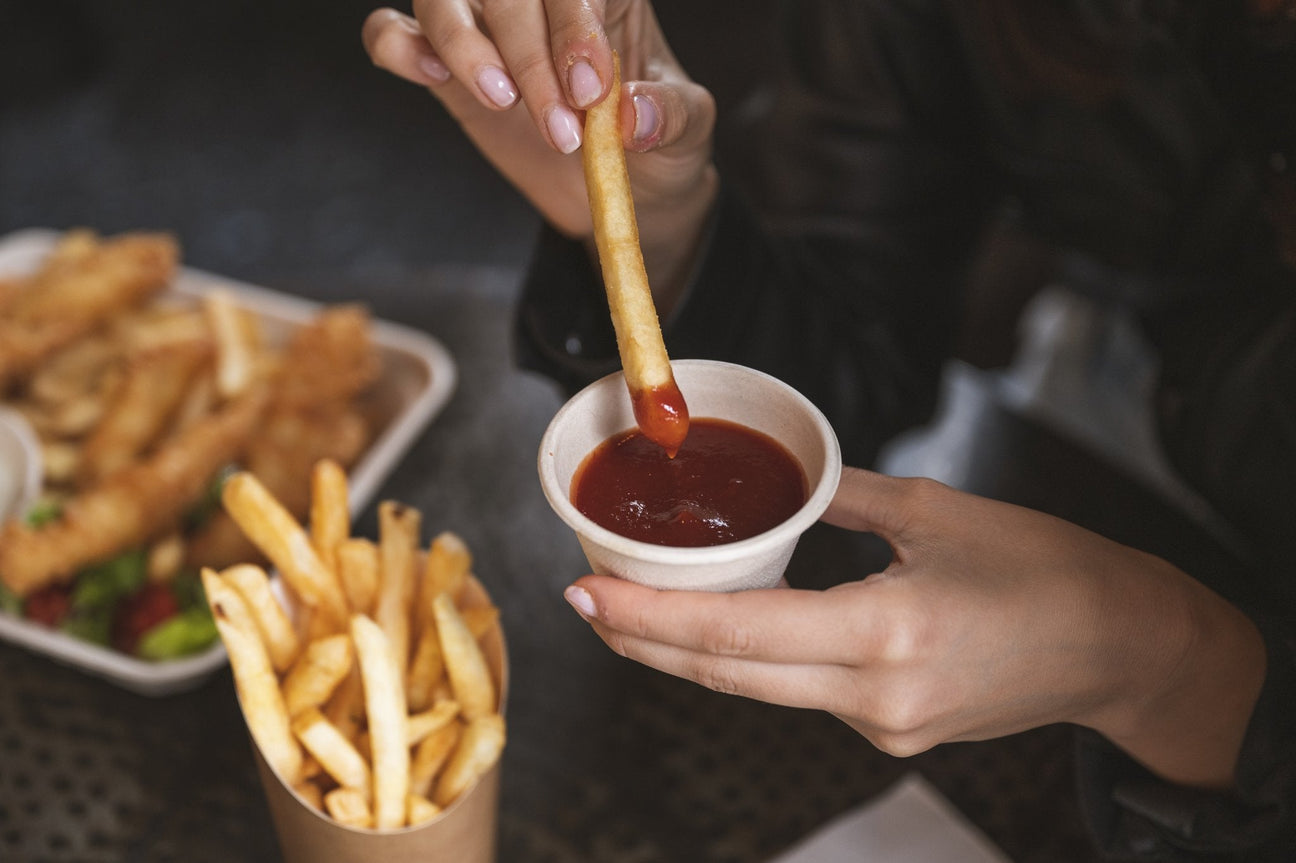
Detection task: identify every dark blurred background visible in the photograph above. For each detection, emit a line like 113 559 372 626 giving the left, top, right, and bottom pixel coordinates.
0 0 777 287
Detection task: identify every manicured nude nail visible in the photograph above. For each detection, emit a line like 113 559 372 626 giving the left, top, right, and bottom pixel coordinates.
564 585 596 618
632 93 659 143
546 105 582 154
569 59 602 108
417 54 451 84
476 65 517 108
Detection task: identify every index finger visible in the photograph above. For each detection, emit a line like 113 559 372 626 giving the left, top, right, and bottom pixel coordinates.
565 574 881 666
820 466 945 543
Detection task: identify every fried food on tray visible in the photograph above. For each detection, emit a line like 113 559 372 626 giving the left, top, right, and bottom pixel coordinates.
0 383 270 596
78 339 214 485
182 307 378 570
0 230 384 664
204 461 505 831
0 231 178 390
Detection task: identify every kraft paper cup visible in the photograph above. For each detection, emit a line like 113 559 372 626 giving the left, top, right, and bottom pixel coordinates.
253 576 508 863
538 360 842 592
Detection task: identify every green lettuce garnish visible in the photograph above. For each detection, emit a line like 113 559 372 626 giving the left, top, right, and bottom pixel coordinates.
135 606 218 661
0 582 20 615
71 549 148 610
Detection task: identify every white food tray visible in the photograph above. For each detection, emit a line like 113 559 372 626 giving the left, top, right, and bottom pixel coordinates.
0 228 457 695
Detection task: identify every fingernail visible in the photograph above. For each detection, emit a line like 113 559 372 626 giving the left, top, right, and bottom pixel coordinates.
564 585 596 618
632 93 659 143
568 59 602 108
417 54 451 84
476 65 517 108
546 105 582 154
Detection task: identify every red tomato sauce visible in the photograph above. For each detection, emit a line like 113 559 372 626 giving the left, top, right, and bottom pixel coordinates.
629 379 689 457
571 418 806 547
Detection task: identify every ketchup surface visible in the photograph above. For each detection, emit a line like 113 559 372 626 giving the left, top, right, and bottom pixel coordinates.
571 418 807 547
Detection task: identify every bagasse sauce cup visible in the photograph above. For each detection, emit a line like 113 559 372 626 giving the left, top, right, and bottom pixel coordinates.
538 360 843 593
253 575 508 863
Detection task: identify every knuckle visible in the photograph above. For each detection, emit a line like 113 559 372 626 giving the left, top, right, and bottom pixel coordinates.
896 476 950 514
510 51 560 90
699 617 755 658
548 5 601 51
692 659 743 697
875 602 931 665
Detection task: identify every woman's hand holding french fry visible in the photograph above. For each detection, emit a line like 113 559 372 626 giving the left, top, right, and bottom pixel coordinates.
205 459 507 832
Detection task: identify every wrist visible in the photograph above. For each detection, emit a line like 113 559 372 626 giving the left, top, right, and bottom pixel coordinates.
1085 562 1266 789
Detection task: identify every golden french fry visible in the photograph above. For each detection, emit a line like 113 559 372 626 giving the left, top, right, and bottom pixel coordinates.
432 714 505 808
460 605 501 642
281 633 353 718
146 532 185 584
409 720 461 799
304 605 339 641
200 567 260 645
310 458 350 576
407 698 460 747
202 568 301 784
325 666 364 727
336 537 379 616
351 614 410 830
324 787 373 830
582 51 688 453
433 592 496 721
292 708 372 799
166 366 216 434
375 501 421 676
221 563 301 673
405 623 445 713
202 287 257 399
293 780 323 811
407 793 441 827
300 754 324 780
324 665 366 743
418 531 471 628
38 440 80 485
220 471 348 626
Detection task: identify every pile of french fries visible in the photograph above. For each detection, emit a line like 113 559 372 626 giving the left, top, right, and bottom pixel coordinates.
205 459 506 831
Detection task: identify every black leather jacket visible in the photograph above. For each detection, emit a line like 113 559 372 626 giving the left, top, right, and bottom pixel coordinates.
517 2 1295 858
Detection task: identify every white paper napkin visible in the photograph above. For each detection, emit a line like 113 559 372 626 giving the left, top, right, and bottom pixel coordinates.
768 773 1013 863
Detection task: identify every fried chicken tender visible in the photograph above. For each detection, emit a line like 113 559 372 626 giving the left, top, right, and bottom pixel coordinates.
0 232 178 390
0 384 270 597
78 339 214 486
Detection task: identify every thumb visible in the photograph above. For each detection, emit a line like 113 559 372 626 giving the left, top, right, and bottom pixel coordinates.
621 79 715 154
820 467 931 542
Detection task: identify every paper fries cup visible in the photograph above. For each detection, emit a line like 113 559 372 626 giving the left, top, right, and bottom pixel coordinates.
538 360 842 592
252 576 508 863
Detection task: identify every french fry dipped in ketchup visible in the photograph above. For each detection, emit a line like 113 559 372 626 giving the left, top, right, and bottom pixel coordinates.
582 53 689 456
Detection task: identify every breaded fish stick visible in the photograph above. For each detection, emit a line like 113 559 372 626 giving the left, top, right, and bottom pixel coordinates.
0 383 269 597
